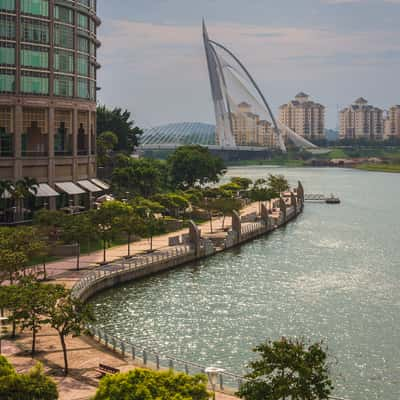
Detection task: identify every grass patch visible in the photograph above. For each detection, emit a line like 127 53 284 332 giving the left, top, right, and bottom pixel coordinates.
355 163 400 173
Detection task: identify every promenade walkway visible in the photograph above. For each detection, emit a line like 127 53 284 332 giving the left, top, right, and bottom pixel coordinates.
4 203 269 400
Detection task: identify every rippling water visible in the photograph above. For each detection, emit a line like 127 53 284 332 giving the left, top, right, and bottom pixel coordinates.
90 167 400 400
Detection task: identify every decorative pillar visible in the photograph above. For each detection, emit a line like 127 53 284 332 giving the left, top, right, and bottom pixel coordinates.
188 220 201 256
231 210 241 243
261 203 270 229
279 197 287 224
291 193 297 214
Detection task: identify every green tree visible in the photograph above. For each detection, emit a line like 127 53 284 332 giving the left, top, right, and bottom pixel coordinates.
230 177 253 190
97 131 118 167
152 193 189 218
10 177 38 221
115 206 143 257
267 174 290 194
34 209 66 242
213 197 242 229
47 291 94 375
168 145 226 188
237 337 333 400
18 279 64 355
93 368 209 400
90 201 128 263
249 179 278 214
112 157 168 197
97 105 143 153
0 356 58 400
61 213 96 270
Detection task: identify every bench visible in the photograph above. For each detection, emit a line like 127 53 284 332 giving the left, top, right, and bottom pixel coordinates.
95 363 120 378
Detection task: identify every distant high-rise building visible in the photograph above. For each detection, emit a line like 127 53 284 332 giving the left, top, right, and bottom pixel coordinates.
279 93 325 142
231 102 277 148
339 98 383 140
384 105 400 139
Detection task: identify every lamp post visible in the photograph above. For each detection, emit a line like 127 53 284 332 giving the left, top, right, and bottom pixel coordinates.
205 367 225 399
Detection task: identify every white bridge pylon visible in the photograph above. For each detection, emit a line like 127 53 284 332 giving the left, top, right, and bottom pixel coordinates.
203 20 317 153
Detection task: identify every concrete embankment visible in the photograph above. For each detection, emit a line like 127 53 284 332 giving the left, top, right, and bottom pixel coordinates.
74 184 304 304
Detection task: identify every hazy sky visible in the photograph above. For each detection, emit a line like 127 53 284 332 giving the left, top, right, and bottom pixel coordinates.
97 0 400 130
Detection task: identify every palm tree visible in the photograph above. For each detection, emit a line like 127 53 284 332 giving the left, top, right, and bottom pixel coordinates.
10 177 38 221
0 180 12 217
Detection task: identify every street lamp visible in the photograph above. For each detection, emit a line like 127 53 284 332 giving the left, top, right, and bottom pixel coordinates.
205 367 225 399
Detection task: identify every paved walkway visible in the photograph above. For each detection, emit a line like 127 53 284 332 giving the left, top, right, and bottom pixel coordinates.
4 203 272 400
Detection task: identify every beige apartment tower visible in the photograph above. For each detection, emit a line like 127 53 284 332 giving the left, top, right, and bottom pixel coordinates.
339 98 383 140
384 105 400 139
0 0 103 206
279 93 325 142
231 102 277 148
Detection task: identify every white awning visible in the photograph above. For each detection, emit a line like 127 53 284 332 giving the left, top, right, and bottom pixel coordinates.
55 182 86 195
91 178 110 190
77 180 103 193
30 184 60 198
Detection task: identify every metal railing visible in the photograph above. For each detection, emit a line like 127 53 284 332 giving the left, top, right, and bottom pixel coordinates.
71 244 195 299
88 324 247 392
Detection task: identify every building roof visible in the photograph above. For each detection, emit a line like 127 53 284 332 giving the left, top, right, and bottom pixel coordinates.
295 92 309 98
141 122 216 146
354 97 368 105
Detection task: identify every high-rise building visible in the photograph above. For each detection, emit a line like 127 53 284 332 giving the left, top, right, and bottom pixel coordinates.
231 102 277 148
339 98 383 140
0 0 103 207
384 105 400 139
279 93 325 142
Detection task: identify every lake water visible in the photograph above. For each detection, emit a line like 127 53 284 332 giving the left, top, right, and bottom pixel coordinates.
90 167 400 400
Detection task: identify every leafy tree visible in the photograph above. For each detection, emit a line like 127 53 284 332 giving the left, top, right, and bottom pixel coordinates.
90 201 128 263
93 368 209 400
248 179 278 214
9 177 38 220
143 213 165 252
112 157 168 197
213 197 242 229
97 105 143 153
267 174 290 194
168 145 226 188
115 206 143 257
237 337 333 400
230 177 253 190
130 197 165 217
18 279 64 355
152 193 189 218
61 213 96 270
97 130 119 167
34 209 66 242
0 356 58 400
47 291 94 375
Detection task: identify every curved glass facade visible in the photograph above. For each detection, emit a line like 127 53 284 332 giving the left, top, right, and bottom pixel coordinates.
0 0 99 100
141 123 217 146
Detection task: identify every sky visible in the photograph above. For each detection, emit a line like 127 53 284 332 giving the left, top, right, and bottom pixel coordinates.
97 0 400 130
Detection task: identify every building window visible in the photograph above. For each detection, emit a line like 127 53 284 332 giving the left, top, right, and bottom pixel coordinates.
0 0 15 11
0 42 15 65
0 69 15 93
20 0 49 17
54 74 73 97
21 72 49 95
21 19 49 44
77 36 89 53
0 107 13 157
77 77 89 99
0 15 16 40
54 49 74 73
21 46 49 68
54 5 73 24
22 108 48 157
89 40 95 57
77 13 89 30
54 110 72 155
54 24 74 49
78 111 88 155
77 54 89 76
